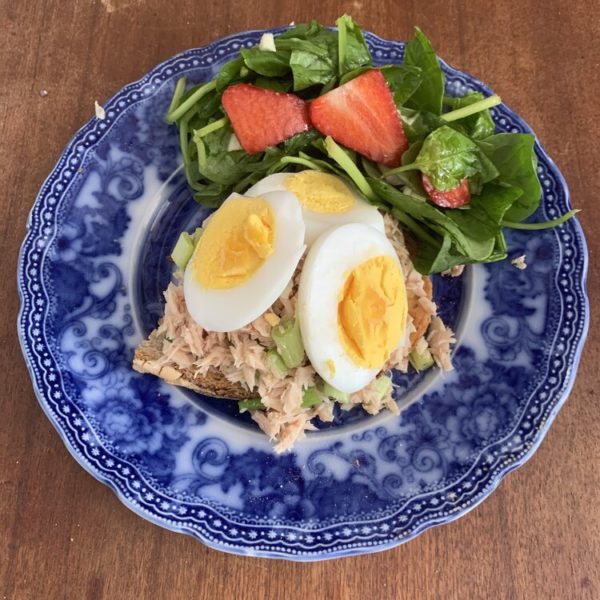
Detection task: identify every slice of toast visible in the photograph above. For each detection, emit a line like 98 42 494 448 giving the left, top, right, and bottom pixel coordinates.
133 275 433 401
133 328 252 400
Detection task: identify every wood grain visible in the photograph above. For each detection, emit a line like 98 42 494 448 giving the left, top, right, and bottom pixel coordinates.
1 1 599 598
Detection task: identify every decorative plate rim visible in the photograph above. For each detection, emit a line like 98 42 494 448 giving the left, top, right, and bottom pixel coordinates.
17 26 589 561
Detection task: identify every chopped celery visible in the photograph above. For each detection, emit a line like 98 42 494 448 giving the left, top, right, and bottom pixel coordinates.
171 232 195 270
239 398 265 411
322 381 350 403
373 375 392 401
266 348 289 378
409 348 435 372
271 317 305 368
171 228 203 270
301 387 323 408
192 226 204 245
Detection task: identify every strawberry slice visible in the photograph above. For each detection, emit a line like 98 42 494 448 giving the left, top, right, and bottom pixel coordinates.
421 174 471 208
309 70 408 167
221 83 311 154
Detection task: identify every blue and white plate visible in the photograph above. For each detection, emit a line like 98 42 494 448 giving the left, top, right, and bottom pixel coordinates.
17 28 589 560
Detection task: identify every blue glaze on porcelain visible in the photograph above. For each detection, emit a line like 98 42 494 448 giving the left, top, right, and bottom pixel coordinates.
17 28 589 560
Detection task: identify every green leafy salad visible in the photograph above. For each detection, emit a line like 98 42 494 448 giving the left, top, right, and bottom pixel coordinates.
165 15 576 275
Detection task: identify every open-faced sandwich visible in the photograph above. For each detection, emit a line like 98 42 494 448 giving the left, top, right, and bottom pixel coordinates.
134 171 455 451
133 17 576 451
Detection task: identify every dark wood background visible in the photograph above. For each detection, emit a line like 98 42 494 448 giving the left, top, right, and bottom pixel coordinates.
2 1 599 598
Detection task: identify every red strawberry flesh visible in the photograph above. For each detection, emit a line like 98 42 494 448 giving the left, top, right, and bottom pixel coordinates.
309 70 408 167
421 174 471 208
221 83 311 154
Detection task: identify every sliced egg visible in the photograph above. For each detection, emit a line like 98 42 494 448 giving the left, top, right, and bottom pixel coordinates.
184 191 305 332
245 171 384 245
297 223 408 393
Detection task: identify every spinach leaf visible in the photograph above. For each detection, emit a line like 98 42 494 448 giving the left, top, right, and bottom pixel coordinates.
385 141 426 196
404 126 498 191
404 27 444 115
289 43 337 90
240 47 291 77
477 133 541 221
443 92 495 140
253 76 293 92
278 20 323 40
339 66 371 85
195 126 256 186
369 178 491 260
215 56 246 92
380 64 423 107
399 107 443 143
336 14 371 76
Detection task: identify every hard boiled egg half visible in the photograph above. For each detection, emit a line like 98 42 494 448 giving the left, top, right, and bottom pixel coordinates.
297 223 408 393
245 171 384 245
184 191 305 332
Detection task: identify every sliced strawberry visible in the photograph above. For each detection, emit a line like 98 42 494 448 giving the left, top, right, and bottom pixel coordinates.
309 70 408 167
221 83 311 154
421 174 471 208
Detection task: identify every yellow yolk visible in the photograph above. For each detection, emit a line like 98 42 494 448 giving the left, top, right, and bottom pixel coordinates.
193 197 274 289
284 171 355 214
337 256 407 368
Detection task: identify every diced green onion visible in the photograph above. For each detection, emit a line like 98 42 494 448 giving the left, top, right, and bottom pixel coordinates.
321 381 350 403
271 317 305 368
441 94 502 123
501 209 580 230
171 232 195 270
166 76 188 119
239 398 265 411
266 348 289 378
166 80 217 123
194 116 229 138
323 136 376 201
373 375 393 401
409 348 435 372
301 387 323 408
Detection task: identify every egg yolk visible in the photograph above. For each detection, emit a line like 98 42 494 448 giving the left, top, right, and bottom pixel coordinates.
192 197 274 289
285 171 355 214
337 256 407 368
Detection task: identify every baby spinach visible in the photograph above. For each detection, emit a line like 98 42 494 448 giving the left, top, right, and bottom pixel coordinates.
443 92 495 140
381 64 423 107
336 14 371 76
477 133 541 221
168 18 572 274
391 126 498 192
404 27 444 115
240 47 291 77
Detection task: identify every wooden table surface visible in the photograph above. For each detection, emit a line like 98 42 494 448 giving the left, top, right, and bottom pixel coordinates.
2 1 599 598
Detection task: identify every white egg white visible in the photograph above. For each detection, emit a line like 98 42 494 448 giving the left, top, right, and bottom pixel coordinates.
297 223 405 393
184 191 305 332
245 172 384 245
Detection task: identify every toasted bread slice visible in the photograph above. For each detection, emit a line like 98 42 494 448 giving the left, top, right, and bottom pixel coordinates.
133 275 433 401
133 328 251 400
